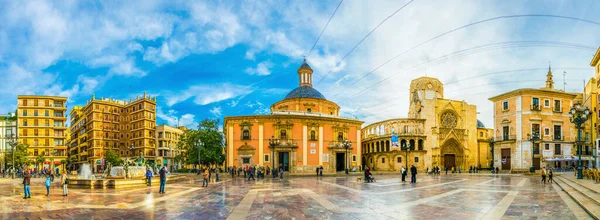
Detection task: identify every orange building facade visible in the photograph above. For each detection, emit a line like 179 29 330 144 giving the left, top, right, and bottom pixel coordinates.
224 60 363 174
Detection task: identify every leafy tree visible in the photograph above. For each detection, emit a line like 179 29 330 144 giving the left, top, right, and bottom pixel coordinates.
178 119 225 168
104 148 123 166
6 143 30 167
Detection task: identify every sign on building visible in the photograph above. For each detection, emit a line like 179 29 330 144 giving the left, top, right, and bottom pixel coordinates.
391 135 399 148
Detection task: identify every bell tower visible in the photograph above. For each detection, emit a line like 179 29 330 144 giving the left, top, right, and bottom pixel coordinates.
545 63 554 89
298 58 313 87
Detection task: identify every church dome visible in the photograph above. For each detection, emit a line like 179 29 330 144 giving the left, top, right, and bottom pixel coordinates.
477 120 485 128
283 86 327 100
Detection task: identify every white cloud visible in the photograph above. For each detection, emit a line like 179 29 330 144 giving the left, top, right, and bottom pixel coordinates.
156 108 197 129
164 83 252 107
245 61 273 76
210 106 222 117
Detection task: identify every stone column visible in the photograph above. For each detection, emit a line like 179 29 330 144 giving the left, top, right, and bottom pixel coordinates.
259 124 264 165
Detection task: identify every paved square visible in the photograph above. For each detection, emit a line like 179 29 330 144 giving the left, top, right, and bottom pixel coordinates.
0 173 582 219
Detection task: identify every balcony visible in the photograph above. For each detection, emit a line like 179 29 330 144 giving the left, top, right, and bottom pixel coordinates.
531 104 541 111
496 135 517 141
553 108 562 113
554 135 563 141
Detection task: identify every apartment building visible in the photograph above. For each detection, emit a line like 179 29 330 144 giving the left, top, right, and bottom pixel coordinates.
489 68 581 171
0 114 17 170
155 125 186 171
69 93 157 172
17 96 68 171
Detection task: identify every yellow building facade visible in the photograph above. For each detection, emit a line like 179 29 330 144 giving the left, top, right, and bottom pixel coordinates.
362 77 492 172
224 60 363 174
155 124 186 170
489 67 580 171
69 94 157 172
17 95 68 171
589 47 600 168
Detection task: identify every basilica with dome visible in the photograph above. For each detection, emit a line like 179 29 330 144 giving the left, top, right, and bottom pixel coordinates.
224 60 363 174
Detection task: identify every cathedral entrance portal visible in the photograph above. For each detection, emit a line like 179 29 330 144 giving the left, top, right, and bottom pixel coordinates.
440 139 465 170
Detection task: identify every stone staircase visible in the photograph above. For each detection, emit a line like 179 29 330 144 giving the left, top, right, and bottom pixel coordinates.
555 175 600 219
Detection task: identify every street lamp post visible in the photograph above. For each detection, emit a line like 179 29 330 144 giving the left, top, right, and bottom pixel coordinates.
401 142 411 169
568 102 591 179
527 133 540 173
197 140 203 170
269 136 279 178
343 139 352 175
8 134 16 179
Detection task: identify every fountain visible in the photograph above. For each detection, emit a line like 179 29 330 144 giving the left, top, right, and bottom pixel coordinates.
108 166 146 178
68 155 186 189
79 164 95 179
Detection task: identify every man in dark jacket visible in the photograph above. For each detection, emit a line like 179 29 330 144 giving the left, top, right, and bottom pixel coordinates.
158 167 167 194
23 168 31 199
410 165 417 184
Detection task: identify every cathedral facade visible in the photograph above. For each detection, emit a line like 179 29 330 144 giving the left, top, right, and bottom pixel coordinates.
362 77 493 171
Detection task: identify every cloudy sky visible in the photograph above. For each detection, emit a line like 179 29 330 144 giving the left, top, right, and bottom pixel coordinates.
1 0 599 128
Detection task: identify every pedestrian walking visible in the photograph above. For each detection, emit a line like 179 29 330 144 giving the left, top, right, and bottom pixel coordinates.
495 167 499 174
410 165 417 184
316 167 319 177
548 168 554 183
23 169 31 199
45 175 51 196
247 166 255 181
445 166 448 175
61 170 68 196
279 166 284 180
319 166 323 176
159 166 167 193
541 167 547 184
401 167 406 182
146 167 153 186
202 168 209 187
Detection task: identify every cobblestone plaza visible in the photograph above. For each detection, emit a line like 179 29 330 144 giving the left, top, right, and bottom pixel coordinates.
0 173 590 219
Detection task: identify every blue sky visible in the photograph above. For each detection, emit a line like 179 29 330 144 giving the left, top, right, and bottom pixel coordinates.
1 0 600 129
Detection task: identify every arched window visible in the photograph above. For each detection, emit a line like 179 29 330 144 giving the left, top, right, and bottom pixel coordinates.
392 127 395 134
337 132 344 142
380 125 385 135
418 139 423 150
376 126 380 135
409 139 416 151
376 142 380 152
307 108 312 113
403 126 408 133
400 139 407 149
310 130 316 140
386 140 390 152
242 130 250 140
280 130 287 139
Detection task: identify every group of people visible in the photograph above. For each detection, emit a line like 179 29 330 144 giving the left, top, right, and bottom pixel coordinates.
540 167 554 184
2 167 62 179
228 165 284 180
143 166 169 193
22 168 70 199
399 165 419 183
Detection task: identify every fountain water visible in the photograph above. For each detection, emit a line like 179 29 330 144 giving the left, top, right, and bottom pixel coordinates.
79 164 95 179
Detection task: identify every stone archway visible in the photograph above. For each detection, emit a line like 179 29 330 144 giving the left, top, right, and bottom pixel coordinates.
440 139 465 170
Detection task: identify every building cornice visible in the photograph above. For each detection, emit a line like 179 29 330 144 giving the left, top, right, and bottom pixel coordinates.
591 47 600 66
489 88 580 102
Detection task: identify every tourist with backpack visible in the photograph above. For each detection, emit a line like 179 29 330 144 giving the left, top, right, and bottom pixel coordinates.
61 170 69 196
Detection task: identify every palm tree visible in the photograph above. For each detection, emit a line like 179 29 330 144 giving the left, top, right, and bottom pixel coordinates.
36 155 45 170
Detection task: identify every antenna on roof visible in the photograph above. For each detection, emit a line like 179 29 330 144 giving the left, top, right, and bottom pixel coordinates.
563 71 567 91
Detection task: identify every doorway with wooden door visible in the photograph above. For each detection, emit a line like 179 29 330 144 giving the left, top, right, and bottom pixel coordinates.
444 154 456 170
501 148 511 170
